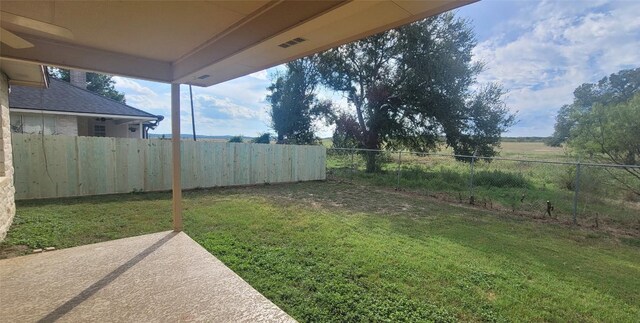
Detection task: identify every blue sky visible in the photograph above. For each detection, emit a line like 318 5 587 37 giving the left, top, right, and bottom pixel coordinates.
113 0 640 137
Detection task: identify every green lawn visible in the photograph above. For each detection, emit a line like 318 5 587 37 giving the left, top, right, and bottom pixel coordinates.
2 182 639 322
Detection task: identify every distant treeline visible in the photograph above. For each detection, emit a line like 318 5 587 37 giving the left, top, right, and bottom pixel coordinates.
321 137 551 145
148 134 256 140
152 134 549 143
501 137 549 142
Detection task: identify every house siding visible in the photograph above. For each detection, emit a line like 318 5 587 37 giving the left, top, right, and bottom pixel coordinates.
10 112 78 136
108 122 142 139
0 72 16 241
9 112 144 139
77 116 90 136
55 115 78 136
87 118 141 138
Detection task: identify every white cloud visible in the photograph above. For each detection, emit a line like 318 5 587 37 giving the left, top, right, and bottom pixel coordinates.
248 70 269 81
113 74 273 136
194 94 269 121
472 0 640 135
113 76 157 96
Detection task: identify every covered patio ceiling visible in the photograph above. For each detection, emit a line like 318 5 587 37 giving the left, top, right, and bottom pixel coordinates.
0 0 475 87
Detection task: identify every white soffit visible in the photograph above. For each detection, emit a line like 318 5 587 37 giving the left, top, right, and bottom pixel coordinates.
0 0 475 87
0 59 47 87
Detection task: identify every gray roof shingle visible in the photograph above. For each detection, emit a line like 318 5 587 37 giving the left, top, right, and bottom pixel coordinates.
9 78 160 119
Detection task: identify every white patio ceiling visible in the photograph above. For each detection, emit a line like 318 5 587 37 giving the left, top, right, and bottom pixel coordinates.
0 0 475 87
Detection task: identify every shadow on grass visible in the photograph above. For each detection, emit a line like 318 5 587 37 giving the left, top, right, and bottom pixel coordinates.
15 191 173 207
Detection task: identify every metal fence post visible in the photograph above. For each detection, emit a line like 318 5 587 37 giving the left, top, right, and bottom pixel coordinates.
396 151 402 190
572 162 581 225
469 153 476 205
351 149 355 179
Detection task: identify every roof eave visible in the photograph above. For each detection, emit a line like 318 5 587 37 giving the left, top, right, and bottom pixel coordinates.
0 0 475 87
10 107 160 121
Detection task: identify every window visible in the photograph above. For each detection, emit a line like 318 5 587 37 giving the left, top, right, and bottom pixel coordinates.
94 124 106 137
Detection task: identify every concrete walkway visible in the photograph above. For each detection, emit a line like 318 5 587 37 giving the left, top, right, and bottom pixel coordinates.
0 231 296 322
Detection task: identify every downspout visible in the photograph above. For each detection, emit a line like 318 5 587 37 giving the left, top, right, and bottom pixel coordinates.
189 85 196 141
143 115 164 139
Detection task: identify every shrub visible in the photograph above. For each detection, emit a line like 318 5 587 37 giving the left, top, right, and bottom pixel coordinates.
252 133 272 144
473 170 530 188
228 135 244 143
557 165 605 195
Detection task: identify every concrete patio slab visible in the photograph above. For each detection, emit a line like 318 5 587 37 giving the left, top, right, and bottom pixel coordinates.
0 231 296 322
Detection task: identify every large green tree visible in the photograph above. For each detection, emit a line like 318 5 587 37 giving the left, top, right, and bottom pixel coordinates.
267 57 332 145
317 12 514 171
569 94 640 196
547 67 640 146
50 68 126 103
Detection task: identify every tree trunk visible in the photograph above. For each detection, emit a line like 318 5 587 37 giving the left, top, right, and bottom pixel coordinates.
354 91 380 173
363 130 380 173
365 151 378 173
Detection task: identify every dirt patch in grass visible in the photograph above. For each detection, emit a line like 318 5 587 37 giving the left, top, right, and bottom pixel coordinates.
0 244 29 259
320 178 640 239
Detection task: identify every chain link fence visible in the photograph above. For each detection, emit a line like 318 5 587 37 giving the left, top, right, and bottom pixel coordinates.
327 147 640 235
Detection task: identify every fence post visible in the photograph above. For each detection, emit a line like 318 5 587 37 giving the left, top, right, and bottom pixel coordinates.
351 149 355 179
572 161 581 225
396 151 402 190
469 153 476 205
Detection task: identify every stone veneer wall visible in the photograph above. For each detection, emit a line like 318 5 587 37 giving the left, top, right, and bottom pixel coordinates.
0 72 16 241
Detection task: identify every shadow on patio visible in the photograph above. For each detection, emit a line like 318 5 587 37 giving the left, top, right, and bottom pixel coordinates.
0 231 295 322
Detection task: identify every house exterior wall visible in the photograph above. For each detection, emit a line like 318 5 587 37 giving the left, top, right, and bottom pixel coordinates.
86 118 141 138
10 113 144 139
55 115 78 135
10 112 78 136
77 117 90 136
0 72 16 241
108 122 142 139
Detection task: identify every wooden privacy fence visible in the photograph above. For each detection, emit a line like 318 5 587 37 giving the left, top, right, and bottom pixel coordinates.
12 134 326 200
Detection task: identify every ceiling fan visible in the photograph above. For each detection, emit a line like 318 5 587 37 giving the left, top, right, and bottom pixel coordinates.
1 11 73 49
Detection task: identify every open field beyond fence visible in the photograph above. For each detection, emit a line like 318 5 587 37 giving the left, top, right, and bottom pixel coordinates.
1 182 638 321
327 146 640 236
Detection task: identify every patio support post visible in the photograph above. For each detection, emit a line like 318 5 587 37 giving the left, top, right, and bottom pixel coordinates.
171 83 183 232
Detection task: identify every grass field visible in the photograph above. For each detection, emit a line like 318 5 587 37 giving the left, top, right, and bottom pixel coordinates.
322 139 568 160
497 141 566 159
326 142 640 235
2 182 639 321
